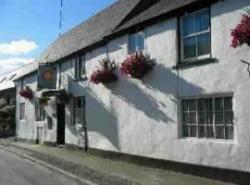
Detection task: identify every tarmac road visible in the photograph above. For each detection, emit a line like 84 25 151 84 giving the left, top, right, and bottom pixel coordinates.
0 147 80 185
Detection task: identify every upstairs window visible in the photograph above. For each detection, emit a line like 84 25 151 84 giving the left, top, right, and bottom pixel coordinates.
20 79 24 90
0 77 6 83
74 56 85 80
181 96 234 140
180 8 211 62
128 32 145 54
72 96 85 125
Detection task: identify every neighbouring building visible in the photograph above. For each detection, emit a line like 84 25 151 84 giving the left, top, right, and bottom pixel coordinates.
15 0 250 181
0 62 38 137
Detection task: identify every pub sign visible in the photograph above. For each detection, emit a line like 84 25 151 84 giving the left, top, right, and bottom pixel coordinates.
38 63 57 89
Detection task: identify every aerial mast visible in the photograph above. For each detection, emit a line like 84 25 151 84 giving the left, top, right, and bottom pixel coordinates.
59 0 63 37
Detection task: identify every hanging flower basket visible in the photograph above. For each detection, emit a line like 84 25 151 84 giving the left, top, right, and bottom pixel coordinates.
57 91 72 104
39 97 50 106
120 52 155 79
90 58 118 84
231 13 250 48
19 86 33 100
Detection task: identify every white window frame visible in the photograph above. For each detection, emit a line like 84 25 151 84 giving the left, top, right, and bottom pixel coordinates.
35 100 46 122
74 56 85 80
180 7 211 62
128 31 145 54
181 95 234 140
19 102 25 120
72 96 85 125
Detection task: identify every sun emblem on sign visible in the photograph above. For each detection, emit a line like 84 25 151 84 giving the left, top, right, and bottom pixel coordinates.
43 69 53 81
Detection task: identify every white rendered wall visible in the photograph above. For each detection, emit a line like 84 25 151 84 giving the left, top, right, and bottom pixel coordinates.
16 74 57 143
60 58 86 146
86 0 250 172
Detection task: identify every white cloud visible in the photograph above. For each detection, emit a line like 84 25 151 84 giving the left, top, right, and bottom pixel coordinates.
0 57 34 75
0 40 38 55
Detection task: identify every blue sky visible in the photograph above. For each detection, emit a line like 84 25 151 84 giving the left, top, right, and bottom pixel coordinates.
0 0 115 75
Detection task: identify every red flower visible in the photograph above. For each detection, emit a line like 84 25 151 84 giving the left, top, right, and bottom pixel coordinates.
90 58 118 84
19 86 33 100
120 52 155 79
231 14 250 48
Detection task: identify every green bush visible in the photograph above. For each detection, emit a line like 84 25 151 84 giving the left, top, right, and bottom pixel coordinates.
0 98 15 131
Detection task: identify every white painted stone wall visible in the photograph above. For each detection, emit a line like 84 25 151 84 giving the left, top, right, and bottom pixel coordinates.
16 74 57 143
86 0 250 172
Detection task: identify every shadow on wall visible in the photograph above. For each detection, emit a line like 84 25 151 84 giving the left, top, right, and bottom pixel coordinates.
86 89 120 150
107 78 174 123
104 64 203 124
142 64 204 97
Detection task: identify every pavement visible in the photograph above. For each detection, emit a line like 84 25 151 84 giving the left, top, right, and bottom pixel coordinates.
0 147 80 185
0 139 235 185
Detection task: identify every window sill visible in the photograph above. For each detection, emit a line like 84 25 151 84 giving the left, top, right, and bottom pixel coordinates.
173 58 218 70
178 137 236 144
73 76 87 82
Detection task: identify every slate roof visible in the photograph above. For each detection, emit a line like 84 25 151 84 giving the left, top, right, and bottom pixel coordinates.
0 62 38 91
40 0 219 63
40 0 141 62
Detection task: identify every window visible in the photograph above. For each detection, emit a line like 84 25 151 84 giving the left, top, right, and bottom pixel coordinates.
73 96 85 125
35 100 45 121
180 8 211 62
8 74 16 80
128 32 145 54
74 56 85 80
19 103 25 120
0 77 6 83
20 79 24 90
181 96 234 139
47 116 53 130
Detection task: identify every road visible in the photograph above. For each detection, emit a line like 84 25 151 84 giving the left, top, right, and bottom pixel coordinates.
0 148 80 185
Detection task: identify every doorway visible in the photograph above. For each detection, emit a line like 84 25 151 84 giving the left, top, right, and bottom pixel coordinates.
57 103 65 145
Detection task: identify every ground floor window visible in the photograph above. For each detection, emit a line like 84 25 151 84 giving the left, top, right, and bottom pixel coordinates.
73 96 85 125
35 100 45 121
181 96 234 139
47 116 53 130
19 103 25 120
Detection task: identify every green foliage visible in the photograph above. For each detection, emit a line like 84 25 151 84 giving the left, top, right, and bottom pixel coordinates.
0 98 7 108
0 98 15 131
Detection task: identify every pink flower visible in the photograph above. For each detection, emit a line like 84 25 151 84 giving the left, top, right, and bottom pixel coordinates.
231 14 250 48
120 52 155 79
19 86 33 100
90 58 118 84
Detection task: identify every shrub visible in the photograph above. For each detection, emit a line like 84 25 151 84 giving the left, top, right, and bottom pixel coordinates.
120 52 155 79
90 58 118 84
